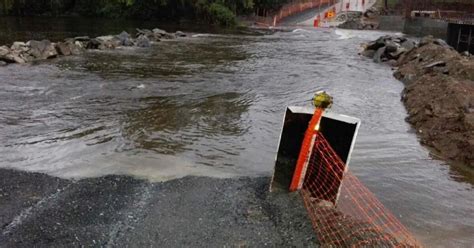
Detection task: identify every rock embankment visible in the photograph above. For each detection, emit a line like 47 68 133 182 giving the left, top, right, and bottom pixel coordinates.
361 35 474 168
0 28 187 66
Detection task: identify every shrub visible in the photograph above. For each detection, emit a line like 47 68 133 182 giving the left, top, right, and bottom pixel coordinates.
208 2 236 26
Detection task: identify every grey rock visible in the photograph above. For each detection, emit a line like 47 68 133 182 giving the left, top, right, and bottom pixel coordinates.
401 40 416 51
152 28 167 36
175 31 186 37
367 36 389 50
56 41 81 56
11 42 29 52
86 39 101 49
393 70 403 80
387 59 398 67
96 35 121 50
74 36 90 42
0 45 10 57
388 48 407 59
136 28 153 37
69 42 82 55
434 38 449 48
373 47 386 63
385 41 399 53
74 41 85 49
361 49 376 58
116 31 133 46
338 19 364 30
461 51 471 57
96 35 115 42
5 52 26 64
162 33 176 39
117 31 130 40
27 40 58 59
136 35 151 48
55 42 72 56
0 60 6 66
419 35 434 46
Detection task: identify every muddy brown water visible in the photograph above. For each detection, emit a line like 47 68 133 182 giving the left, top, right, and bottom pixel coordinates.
0 17 473 247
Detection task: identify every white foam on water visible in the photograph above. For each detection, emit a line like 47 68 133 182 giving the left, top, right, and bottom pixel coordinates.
335 29 354 40
51 152 235 182
292 28 309 33
192 33 214 38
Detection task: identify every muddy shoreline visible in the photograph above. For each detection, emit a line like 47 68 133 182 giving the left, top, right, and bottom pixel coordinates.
0 168 318 247
361 35 474 169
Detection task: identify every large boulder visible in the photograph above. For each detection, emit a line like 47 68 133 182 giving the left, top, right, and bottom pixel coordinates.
385 41 399 53
419 35 434 46
55 41 82 56
116 31 134 46
152 28 167 37
0 45 15 63
27 40 58 60
55 42 72 56
0 45 10 57
137 28 165 41
434 38 450 48
366 36 389 50
175 31 186 37
69 42 82 55
11 42 29 53
401 40 416 52
136 35 151 48
373 47 386 63
74 36 90 42
95 35 121 50
136 28 153 38
361 49 376 58
338 19 364 30
388 47 407 60
86 38 102 49
1 51 27 64
74 40 86 49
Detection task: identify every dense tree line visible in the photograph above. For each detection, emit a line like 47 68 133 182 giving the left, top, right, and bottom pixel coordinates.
0 0 290 26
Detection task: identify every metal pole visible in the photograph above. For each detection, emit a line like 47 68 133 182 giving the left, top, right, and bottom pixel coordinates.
468 26 473 53
457 26 462 51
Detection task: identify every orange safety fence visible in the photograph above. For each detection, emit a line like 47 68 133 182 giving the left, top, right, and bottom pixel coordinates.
296 110 421 247
254 0 330 26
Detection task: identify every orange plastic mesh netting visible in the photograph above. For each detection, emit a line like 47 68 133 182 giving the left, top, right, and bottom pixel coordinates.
298 115 421 247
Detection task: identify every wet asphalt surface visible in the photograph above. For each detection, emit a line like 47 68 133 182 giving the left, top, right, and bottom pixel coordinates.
0 168 317 247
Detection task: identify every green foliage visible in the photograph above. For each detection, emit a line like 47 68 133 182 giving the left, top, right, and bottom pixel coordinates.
208 2 236 26
0 0 290 26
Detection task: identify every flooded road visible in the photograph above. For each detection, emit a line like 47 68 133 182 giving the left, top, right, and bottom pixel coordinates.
0 18 473 247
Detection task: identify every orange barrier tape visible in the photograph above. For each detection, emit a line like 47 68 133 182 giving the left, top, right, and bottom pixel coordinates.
300 132 422 247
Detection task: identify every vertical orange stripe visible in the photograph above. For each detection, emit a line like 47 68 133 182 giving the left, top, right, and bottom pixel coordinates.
289 108 324 192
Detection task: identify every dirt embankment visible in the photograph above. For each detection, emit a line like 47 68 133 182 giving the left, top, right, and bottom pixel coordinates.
361 36 474 169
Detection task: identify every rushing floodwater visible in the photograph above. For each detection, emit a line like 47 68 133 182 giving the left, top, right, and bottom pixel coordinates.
0 17 473 247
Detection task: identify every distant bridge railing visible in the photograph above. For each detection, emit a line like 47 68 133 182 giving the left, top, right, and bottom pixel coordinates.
254 0 330 26
254 0 377 27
